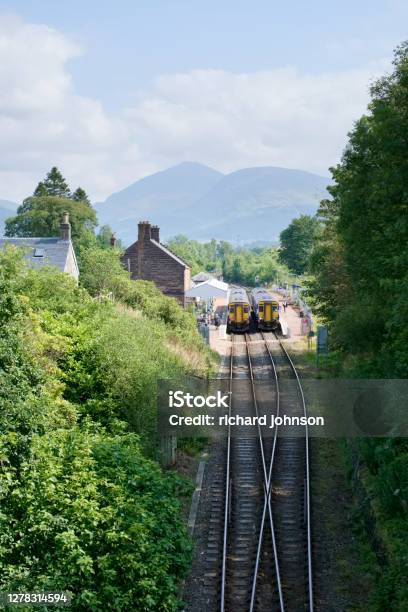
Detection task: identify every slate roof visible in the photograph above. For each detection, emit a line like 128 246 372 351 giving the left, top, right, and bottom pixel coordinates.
150 239 190 268
0 237 72 273
192 271 212 283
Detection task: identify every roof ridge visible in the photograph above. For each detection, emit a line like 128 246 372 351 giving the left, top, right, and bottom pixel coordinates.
151 239 190 268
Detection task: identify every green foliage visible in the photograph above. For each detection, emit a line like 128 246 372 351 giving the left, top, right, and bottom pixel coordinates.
0 429 191 611
309 42 408 370
0 246 212 609
96 224 122 249
166 235 220 274
42 166 71 198
78 245 203 345
72 187 91 206
309 43 408 609
33 181 48 198
279 214 321 275
167 235 290 286
77 246 130 298
5 196 97 245
5 167 97 248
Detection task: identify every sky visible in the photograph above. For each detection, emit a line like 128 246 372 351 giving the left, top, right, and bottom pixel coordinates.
0 0 407 203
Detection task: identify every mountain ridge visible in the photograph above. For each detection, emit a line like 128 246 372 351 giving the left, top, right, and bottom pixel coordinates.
96 162 329 245
0 164 329 244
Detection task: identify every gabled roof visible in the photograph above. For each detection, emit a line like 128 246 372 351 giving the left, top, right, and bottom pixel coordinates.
150 239 190 268
192 271 212 283
185 278 229 298
0 237 74 274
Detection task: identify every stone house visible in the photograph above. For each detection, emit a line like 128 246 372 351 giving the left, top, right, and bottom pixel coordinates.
0 212 79 282
122 221 191 306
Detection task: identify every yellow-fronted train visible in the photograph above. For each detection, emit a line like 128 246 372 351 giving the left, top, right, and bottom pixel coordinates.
226 286 251 333
250 287 280 331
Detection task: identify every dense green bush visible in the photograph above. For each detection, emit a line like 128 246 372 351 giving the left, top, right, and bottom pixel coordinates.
0 245 211 610
0 429 191 611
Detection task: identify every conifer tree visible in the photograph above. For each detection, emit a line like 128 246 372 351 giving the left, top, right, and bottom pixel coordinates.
72 187 91 206
43 167 71 198
33 181 48 198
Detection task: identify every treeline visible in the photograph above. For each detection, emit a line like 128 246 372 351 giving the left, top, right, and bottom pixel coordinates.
306 43 408 610
278 214 320 275
167 235 290 286
0 171 215 610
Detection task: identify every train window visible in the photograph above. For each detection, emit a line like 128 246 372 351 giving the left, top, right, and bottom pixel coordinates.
259 305 264 312
229 306 234 313
244 306 249 313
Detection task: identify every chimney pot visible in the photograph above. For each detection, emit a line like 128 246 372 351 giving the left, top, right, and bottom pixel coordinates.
138 220 151 243
60 211 71 241
151 225 160 242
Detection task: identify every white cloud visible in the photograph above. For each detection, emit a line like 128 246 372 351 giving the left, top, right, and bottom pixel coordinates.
0 13 388 204
126 65 384 177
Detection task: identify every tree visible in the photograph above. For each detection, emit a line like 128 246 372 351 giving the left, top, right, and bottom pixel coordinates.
309 41 408 364
307 44 408 610
231 256 243 283
79 246 130 298
42 166 71 198
5 196 97 245
279 215 321 275
33 181 48 198
96 224 122 250
72 187 91 206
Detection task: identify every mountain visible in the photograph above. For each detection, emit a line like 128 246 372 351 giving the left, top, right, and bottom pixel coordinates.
0 200 18 235
96 162 329 245
96 162 223 244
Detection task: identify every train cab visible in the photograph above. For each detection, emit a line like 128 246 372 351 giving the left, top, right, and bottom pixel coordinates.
227 287 251 333
251 288 280 331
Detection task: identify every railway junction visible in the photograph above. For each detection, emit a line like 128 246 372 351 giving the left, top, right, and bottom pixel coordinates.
182 294 315 611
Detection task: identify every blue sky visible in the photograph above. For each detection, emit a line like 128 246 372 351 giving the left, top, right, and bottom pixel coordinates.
0 1 407 201
3 0 407 109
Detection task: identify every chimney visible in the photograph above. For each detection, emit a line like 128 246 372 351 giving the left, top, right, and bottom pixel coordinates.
60 211 71 241
137 221 151 279
151 225 160 242
110 233 117 248
138 220 151 243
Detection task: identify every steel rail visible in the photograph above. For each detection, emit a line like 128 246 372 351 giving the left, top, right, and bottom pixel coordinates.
220 331 313 612
246 334 285 612
221 333 282 612
268 331 314 612
220 335 234 612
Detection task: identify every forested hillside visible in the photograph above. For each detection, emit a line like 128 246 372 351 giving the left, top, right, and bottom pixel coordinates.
307 43 408 610
0 170 215 611
166 235 291 286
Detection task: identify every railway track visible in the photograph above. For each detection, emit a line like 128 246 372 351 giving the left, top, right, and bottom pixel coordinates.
218 331 313 612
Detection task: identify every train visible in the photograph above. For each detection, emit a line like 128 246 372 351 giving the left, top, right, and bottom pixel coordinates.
226 286 251 333
250 287 280 331
226 286 280 333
